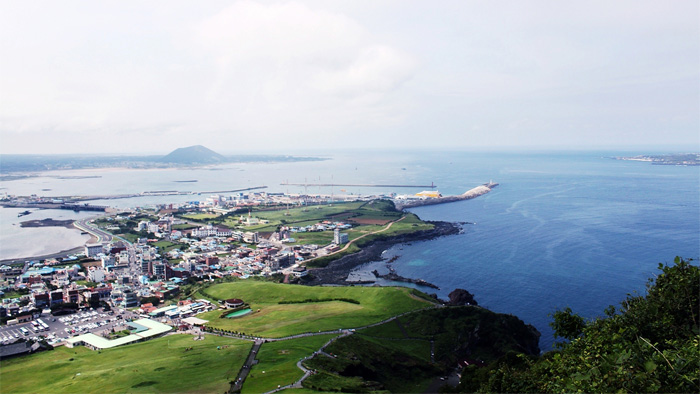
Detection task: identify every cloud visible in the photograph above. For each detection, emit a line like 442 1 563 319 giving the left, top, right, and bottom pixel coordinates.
0 0 697 153
194 1 417 111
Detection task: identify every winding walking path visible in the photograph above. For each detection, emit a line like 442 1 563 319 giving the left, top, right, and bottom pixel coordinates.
220 304 439 393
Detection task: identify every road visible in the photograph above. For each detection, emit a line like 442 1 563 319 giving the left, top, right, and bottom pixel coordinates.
73 218 114 244
303 215 406 264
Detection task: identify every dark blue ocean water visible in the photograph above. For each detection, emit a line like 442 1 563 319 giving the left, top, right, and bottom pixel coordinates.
352 151 700 350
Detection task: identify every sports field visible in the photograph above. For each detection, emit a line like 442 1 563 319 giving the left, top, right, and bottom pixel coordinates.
0 334 251 393
198 281 434 337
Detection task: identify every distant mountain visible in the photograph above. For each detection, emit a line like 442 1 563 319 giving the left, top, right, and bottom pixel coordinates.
159 145 227 164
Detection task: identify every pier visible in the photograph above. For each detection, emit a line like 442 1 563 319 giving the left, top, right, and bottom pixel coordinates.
0 202 108 212
394 182 498 210
281 182 436 189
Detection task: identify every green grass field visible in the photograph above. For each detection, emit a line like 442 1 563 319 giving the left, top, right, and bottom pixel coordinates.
181 213 220 221
198 282 434 337
242 334 338 394
0 334 251 393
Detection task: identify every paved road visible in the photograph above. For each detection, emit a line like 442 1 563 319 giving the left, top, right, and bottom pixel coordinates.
74 218 113 244
230 340 263 393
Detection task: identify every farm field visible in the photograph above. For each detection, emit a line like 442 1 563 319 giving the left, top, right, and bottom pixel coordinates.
0 334 251 394
198 281 434 337
241 334 338 394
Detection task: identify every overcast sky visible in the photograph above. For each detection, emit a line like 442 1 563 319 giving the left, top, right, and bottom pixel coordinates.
1 0 698 154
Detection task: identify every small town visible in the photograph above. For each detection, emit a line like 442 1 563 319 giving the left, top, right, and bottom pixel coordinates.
0 188 444 358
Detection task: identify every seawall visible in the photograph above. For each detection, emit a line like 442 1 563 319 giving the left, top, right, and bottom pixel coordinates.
394 182 498 210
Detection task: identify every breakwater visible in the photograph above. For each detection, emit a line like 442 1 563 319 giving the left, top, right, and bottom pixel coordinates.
394 182 498 210
0 202 108 212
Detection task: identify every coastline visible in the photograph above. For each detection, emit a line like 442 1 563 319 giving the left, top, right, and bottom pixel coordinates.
305 220 460 286
0 222 96 264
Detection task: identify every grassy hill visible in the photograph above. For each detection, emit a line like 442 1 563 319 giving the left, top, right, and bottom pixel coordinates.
0 334 251 393
197 281 435 337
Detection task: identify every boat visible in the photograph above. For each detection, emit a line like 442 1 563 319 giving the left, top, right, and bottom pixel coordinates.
17 210 31 217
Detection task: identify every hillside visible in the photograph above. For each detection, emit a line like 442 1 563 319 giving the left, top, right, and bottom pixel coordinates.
159 145 227 164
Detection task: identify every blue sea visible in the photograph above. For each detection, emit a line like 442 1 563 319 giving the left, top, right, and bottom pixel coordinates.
1 150 698 349
350 151 699 349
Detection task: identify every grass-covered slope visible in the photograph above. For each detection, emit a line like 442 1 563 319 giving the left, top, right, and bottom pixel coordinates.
301 305 541 393
197 281 434 337
241 334 339 394
0 334 251 393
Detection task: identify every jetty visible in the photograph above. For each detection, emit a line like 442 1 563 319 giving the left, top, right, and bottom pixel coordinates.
393 182 498 210
281 182 437 189
0 202 108 212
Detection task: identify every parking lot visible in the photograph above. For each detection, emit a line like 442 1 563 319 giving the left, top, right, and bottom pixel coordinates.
0 307 139 346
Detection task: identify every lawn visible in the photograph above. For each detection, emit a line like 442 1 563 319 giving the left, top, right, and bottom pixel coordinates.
241 334 338 394
153 240 181 253
180 213 220 221
0 334 252 394
197 281 434 337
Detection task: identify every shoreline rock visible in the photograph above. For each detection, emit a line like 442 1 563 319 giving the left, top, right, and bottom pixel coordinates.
304 220 460 286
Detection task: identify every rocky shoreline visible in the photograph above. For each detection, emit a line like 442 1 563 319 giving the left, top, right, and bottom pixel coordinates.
305 220 460 286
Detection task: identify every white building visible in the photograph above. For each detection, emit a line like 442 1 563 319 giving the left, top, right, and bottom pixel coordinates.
333 228 349 245
87 267 105 283
191 225 232 238
85 243 104 258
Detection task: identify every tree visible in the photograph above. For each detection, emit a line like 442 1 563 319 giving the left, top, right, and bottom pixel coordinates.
473 257 699 393
549 307 585 343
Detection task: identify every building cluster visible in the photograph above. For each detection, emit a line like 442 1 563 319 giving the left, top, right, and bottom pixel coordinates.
0 190 363 329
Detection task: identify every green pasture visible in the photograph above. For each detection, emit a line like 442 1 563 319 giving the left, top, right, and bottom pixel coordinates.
180 213 220 221
241 334 338 394
288 231 334 245
198 281 434 337
0 334 251 394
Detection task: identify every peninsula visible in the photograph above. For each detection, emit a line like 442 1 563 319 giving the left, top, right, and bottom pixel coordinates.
612 153 699 166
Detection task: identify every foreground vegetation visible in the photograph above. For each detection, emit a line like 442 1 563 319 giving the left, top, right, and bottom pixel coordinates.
198 281 433 337
300 305 541 393
452 257 700 393
0 334 251 393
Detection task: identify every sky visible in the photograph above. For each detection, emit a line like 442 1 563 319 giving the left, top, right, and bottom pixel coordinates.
1 0 698 155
